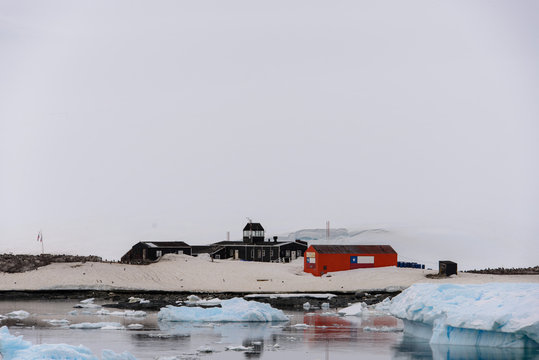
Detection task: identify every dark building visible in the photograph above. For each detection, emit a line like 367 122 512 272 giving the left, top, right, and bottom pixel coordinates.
121 241 192 263
439 260 457 276
121 221 308 264
208 239 307 262
243 222 265 243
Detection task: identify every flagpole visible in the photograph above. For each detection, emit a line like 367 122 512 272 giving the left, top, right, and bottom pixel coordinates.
37 230 44 254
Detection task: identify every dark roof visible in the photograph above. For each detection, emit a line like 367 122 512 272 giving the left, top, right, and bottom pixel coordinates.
212 241 285 246
191 245 225 255
243 222 264 231
311 245 396 254
140 241 191 248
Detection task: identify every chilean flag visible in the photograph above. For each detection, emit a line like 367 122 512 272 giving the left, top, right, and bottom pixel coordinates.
37 231 43 243
350 255 374 269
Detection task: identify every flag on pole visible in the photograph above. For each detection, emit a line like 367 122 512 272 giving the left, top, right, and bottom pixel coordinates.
37 231 42 242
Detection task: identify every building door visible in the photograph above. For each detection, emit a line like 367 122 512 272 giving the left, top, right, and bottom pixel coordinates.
234 250 239 260
291 251 297 260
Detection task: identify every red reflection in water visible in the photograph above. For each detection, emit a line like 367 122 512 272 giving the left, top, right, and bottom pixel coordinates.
299 313 398 343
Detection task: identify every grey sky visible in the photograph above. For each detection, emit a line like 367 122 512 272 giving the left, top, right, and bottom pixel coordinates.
1 1 538 268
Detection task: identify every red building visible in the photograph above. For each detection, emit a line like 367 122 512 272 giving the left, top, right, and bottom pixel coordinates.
304 245 397 276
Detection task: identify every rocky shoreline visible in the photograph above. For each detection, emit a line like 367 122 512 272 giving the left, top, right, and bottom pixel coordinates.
0 289 400 310
0 254 103 273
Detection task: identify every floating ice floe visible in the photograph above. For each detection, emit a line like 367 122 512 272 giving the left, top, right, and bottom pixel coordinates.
196 346 214 353
363 326 403 332
225 345 253 351
110 311 147 317
0 326 136 360
338 302 366 316
5 310 30 319
291 323 311 329
158 298 288 322
69 322 125 330
127 323 144 330
44 319 70 326
75 298 102 309
389 283 539 347
182 295 222 307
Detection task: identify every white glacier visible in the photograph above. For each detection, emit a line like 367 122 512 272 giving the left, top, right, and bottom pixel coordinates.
158 297 288 322
389 283 539 347
0 326 136 359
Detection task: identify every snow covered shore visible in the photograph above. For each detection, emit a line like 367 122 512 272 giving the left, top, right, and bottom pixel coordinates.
0 254 537 293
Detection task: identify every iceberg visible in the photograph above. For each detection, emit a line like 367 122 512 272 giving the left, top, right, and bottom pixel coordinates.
0 326 136 359
389 283 539 347
158 297 288 322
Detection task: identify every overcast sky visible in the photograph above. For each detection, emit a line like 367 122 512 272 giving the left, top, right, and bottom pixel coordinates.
1 1 537 267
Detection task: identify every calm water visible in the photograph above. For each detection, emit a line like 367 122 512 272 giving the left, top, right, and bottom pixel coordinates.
0 300 537 360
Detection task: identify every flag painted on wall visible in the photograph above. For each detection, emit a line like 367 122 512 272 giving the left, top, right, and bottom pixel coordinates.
350 255 374 269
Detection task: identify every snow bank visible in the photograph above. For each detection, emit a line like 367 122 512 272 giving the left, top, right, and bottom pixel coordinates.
158 298 288 322
2 253 538 293
389 283 539 347
0 326 136 359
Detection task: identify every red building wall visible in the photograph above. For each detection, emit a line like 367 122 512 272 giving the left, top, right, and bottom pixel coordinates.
304 245 397 276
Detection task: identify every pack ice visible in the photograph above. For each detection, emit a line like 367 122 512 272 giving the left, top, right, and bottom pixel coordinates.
158 297 288 322
0 326 136 359
389 283 539 347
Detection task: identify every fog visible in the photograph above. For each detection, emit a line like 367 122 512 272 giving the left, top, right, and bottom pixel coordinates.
1 1 537 268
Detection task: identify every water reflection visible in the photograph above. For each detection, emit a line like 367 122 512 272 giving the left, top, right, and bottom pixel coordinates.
2 300 537 359
392 332 539 360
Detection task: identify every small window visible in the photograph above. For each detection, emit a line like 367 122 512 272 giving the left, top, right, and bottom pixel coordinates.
215 255 220 259
230 249 234 256
270 250 273 257
297 250 302 256
156 250 162 257
285 250 290 257
262 250 265 257
177 250 183 255
257 250 262 258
